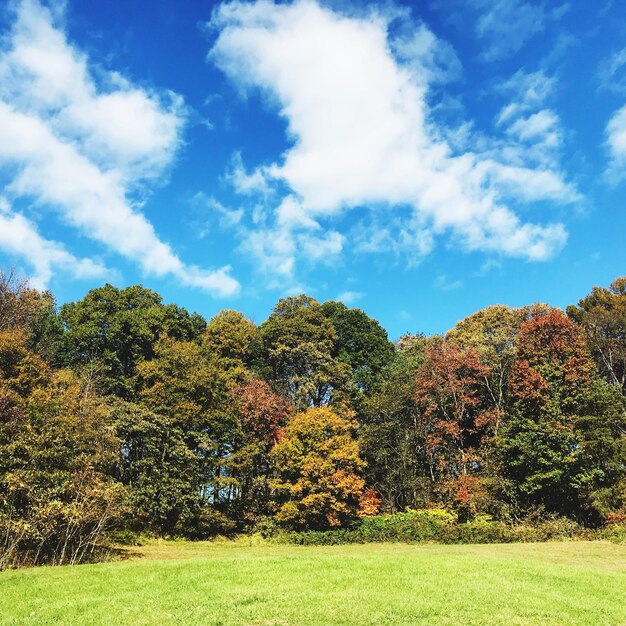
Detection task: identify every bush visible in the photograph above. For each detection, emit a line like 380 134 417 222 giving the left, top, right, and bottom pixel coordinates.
194 508 237 538
252 516 280 539
600 524 626 544
279 510 593 546
107 529 145 546
358 509 455 542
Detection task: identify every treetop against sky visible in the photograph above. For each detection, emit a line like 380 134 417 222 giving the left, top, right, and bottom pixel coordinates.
0 0 625 338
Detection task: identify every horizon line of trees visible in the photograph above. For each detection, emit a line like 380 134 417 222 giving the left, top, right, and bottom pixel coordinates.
1 268 625 567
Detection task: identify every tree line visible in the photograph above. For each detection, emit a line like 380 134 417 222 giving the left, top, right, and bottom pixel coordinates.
1 269 625 566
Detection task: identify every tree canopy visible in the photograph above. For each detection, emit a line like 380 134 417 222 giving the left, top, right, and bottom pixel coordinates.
1 272 626 567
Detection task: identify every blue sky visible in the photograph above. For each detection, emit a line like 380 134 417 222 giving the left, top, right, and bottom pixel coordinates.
0 0 625 339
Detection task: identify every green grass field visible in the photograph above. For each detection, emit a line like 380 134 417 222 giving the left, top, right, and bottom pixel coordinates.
1 540 625 625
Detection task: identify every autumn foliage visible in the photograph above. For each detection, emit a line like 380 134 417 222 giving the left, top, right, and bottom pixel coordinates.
1 271 626 568
270 407 366 529
414 342 493 520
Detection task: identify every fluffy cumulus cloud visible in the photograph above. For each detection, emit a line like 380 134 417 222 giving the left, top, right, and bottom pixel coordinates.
0 0 239 296
209 0 577 277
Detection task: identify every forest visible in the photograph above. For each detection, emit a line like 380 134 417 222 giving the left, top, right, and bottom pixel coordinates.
1 269 625 568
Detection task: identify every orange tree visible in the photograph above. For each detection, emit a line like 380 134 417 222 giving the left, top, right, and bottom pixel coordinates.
269 407 366 529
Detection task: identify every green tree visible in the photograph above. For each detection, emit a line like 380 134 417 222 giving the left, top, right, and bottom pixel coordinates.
203 309 262 378
59 284 206 398
360 335 430 512
321 301 395 396
260 295 350 409
500 311 625 523
567 277 626 397
125 336 236 535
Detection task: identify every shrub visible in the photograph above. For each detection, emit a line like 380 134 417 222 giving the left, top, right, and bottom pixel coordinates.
279 509 593 546
252 516 280 539
107 529 145 546
600 524 626 544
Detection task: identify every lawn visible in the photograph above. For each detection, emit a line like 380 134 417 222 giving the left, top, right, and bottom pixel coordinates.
0 540 625 625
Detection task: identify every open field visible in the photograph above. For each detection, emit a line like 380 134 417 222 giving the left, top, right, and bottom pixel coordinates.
1 540 625 625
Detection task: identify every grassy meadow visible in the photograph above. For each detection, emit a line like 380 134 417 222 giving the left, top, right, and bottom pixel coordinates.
1 540 625 625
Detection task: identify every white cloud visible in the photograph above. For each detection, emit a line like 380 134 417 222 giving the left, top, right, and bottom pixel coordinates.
599 47 626 95
0 197 108 290
472 0 547 61
226 152 274 196
495 69 557 125
391 23 462 85
435 274 462 291
484 69 574 184
209 0 575 276
299 230 344 262
600 53 626 179
336 290 362 305
606 104 626 178
507 110 560 143
0 0 239 296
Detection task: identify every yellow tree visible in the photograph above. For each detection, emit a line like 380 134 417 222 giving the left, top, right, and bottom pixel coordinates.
270 407 366 529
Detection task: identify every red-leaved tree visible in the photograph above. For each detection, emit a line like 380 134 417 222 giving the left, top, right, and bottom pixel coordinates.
415 341 494 521
228 378 291 525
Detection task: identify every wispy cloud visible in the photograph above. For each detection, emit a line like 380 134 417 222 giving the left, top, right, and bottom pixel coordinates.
468 68 578 203
473 0 548 61
606 104 626 180
435 274 463 291
336 290 363 305
495 69 557 125
0 197 108 290
440 0 570 63
0 0 239 295
598 47 626 95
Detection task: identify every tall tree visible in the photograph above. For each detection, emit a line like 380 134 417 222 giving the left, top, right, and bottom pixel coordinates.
567 277 626 398
501 311 625 523
260 295 350 409
447 304 553 427
414 341 494 521
226 377 291 525
0 327 124 568
360 335 430 512
124 337 236 535
59 284 206 397
321 301 395 397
